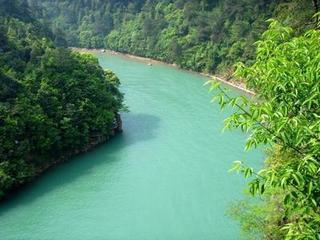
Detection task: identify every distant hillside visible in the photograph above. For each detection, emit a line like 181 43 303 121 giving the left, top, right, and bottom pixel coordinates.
29 0 318 74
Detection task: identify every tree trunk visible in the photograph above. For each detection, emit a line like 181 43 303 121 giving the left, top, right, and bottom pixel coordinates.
312 0 319 27
313 0 319 12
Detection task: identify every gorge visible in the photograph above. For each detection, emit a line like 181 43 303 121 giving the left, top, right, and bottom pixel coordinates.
0 52 263 239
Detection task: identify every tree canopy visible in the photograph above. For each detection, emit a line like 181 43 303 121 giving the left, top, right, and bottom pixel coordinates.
29 0 317 74
0 0 123 198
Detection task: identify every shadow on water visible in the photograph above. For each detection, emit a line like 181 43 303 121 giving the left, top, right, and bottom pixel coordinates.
0 113 161 215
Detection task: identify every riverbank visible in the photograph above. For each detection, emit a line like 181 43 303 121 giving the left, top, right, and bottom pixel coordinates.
0 114 122 202
71 47 255 96
0 53 261 239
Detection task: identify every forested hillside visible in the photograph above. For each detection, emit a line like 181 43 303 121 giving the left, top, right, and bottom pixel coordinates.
29 0 318 74
0 0 123 198
1 0 320 239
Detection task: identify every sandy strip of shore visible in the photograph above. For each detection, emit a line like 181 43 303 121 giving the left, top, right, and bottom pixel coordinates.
71 47 255 96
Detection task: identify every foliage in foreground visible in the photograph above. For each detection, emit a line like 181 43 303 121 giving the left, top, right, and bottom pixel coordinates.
0 2 123 198
210 20 320 239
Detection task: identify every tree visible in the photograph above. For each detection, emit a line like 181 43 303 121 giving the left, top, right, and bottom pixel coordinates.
0 4 124 198
210 20 320 239
28 0 317 74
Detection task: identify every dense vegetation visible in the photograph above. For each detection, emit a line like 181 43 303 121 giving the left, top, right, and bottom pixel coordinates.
211 18 320 239
30 0 320 237
29 0 317 74
0 0 123 198
1 0 320 239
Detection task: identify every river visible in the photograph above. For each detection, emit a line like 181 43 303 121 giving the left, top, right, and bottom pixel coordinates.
0 53 262 239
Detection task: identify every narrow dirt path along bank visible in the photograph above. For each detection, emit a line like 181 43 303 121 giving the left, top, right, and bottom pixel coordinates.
71 47 255 96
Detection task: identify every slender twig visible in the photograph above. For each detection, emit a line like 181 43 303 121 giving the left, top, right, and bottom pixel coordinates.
217 86 319 195
217 86 305 155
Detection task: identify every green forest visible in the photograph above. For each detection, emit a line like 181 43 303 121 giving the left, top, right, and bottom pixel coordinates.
30 0 316 74
1 0 320 239
0 0 123 198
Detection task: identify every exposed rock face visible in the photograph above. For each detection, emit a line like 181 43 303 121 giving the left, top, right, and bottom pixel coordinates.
114 113 123 133
88 113 122 149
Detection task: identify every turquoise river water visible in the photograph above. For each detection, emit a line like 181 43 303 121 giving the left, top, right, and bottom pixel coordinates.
0 53 262 239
